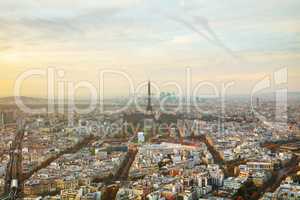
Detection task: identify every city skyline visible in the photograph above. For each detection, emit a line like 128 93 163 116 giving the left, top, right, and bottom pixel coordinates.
2 1 300 200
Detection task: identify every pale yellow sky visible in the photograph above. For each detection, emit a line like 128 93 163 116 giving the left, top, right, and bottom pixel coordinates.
0 0 300 98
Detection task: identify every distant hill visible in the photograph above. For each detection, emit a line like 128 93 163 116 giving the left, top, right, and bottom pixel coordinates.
0 96 48 105
0 96 95 106
0 92 299 105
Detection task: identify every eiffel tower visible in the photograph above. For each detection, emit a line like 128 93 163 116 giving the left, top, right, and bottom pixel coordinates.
146 81 152 112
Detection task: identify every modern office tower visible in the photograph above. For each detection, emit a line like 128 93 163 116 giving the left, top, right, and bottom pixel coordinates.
0 112 4 128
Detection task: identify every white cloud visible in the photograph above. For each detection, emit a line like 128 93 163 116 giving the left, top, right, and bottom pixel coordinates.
170 35 196 45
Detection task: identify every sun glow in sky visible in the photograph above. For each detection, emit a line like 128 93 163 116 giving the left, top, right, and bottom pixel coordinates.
0 0 300 97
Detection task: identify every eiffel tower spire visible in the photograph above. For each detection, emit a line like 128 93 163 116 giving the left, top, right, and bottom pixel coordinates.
146 81 152 112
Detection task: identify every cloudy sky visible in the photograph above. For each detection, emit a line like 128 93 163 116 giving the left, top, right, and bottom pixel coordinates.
0 0 299 98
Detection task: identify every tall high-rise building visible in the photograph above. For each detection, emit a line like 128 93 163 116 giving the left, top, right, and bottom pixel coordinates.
146 81 152 112
0 112 4 127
